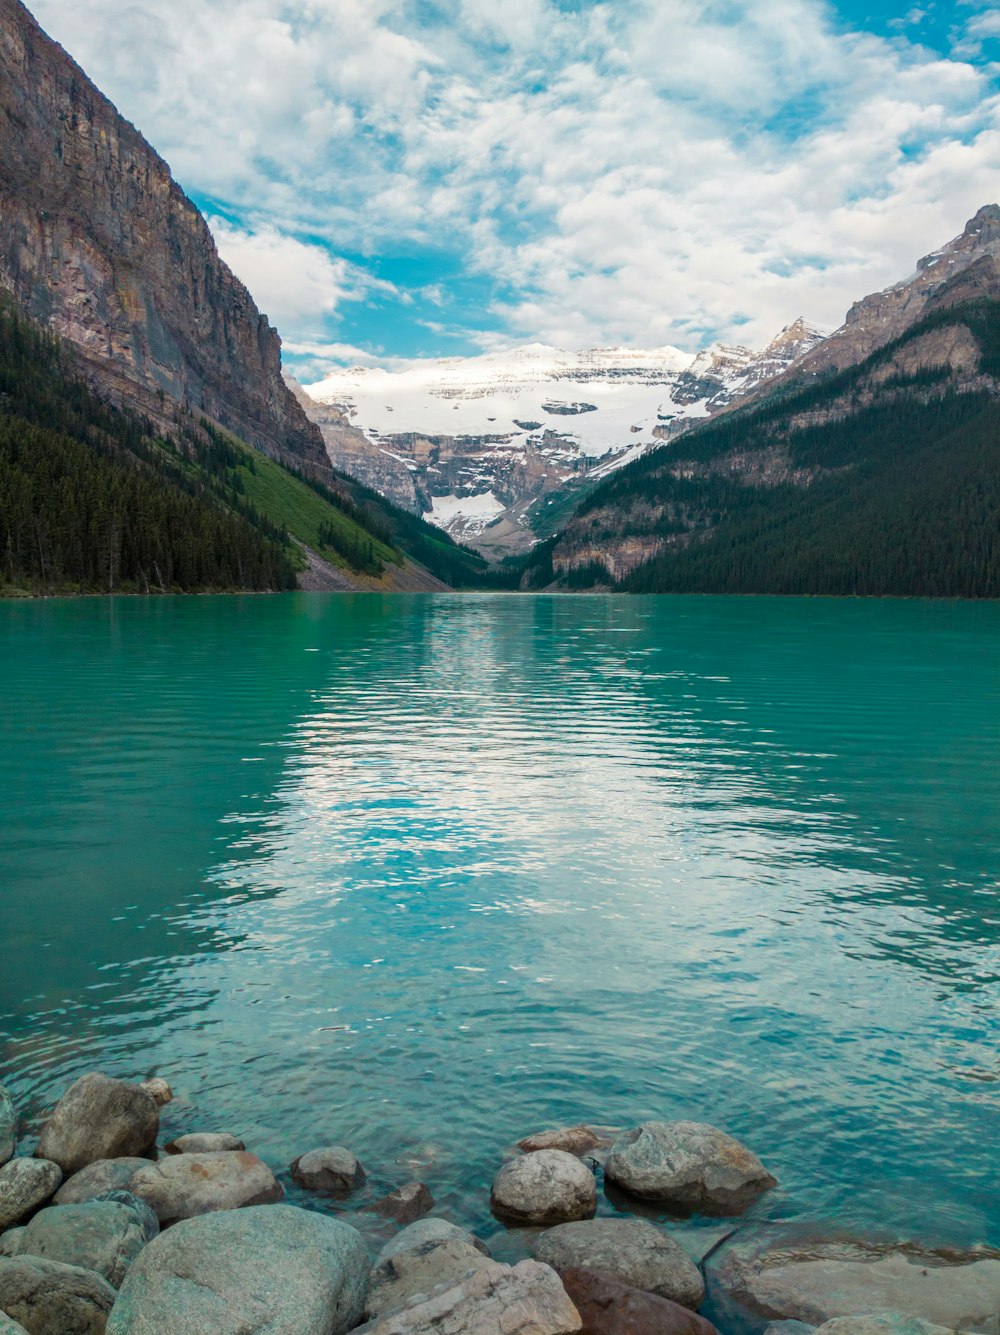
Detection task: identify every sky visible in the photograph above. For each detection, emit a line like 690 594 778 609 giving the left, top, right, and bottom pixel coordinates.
28 0 1000 375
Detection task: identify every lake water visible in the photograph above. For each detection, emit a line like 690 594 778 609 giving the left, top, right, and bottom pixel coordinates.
1 593 998 1318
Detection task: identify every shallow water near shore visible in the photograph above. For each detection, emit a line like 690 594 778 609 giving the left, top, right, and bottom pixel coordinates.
1 593 998 1320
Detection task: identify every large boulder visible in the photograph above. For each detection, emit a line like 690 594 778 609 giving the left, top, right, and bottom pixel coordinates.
558 1266 720 1335
534 1219 704 1310
367 1237 495 1318
13 1195 158 1289
0 1159 62 1229
814 1318 959 1335
164 1134 245 1155
0 1086 15 1168
0 1255 116 1334
353 1258 581 1335
127 1151 282 1225
36 1077 158 1175
517 1126 608 1156
54 1162 150 1207
289 1147 365 1196
105 1204 370 1335
372 1183 434 1225
376 1219 491 1267
491 1150 597 1226
723 1245 1000 1334
604 1121 776 1215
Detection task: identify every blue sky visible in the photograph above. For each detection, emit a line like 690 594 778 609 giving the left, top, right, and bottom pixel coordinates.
29 0 1000 375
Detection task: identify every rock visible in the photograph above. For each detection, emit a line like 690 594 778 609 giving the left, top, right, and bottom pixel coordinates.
558 1266 720 1335
0 1159 63 1229
765 1323 817 1335
534 1219 704 1310
372 1182 435 1225
604 1121 776 1215
289 1147 366 1196
0 1255 116 1334
0 1313 28 1335
0 1228 25 1258
353 1258 581 1335
164 1134 245 1155
91 1192 159 1242
0 1086 15 1168
136 1081 172 1109
105 1203 369 1335
36 1076 159 1175
54 1161 150 1207
491 1150 597 1227
723 1245 1000 1333
815 1317 957 1335
127 1151 283 1225
517 1126 608 1156
367 1237 495 1318
15 1196 158 1289
376 1219 491 1268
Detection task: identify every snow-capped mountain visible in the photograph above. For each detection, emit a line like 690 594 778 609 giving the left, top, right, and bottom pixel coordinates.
301 320 825 555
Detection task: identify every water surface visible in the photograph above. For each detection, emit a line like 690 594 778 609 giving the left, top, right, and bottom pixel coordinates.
1 593 998 1310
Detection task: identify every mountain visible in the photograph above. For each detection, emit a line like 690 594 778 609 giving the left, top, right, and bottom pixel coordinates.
301 324 825 558
531 208 1000 598
0 0 324 472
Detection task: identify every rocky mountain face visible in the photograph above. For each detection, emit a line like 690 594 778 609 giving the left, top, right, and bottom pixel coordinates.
301 328 824 556
0 0 327 471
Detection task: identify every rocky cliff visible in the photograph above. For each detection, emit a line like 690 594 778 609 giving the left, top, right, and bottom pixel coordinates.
0 0 327 470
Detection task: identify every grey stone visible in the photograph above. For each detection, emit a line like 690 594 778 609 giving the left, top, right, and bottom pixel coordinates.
127 1151 283 1225
0 1254 116 1334
765 1323 817 1335
723 1245 1000 1334
376 1219 491 1268
164 1134 245 1155
0 1159 63 1229
54 1161 150 1207
16 1196 158 1289
36 1076 158 1175
290 1146 366 1196
605 1121 776 1215
517 1125 608 1156
105 1203 369 1335
815 1317 958 1335
91 1193 158 1243
0 1228 25 1258
491 1150 597 1227
353 1258 581 1335
534 1218 704 1310
372 1182 435 1224
136 1081 171 1109
367 1238 496 1318
0 1086 15 1168
0 1312 29 1335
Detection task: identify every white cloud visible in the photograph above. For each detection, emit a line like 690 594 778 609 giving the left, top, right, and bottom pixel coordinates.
28 0 1000 354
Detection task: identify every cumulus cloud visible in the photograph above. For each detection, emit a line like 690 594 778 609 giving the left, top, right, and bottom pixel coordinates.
29 0 1000 357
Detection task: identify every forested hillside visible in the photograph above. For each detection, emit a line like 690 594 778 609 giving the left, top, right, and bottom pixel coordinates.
533 300 1000 598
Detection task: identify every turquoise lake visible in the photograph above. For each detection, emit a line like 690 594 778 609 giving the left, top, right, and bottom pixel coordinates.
1 593 998 1316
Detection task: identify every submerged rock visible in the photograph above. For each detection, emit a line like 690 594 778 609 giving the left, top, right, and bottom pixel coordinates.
15 1195 158 1288
604 1121 776 1215
491 1150 597 1226
0 1255 116 1335
128 1151 283 1225
723 1244 1000 1333
534 1218 704 1310
367 1237 495 1318
36 1076 159 1175
517 1126 608 1156
558 1266 720 1335
0 1158 63 1229
164 1134 245 1155
290 1147 366 1196
105 1204 369 1335
54 1160 150 1206
137 1080 172 1108
372 1182 434 1224
0 1086 15 1168
353 1258 581 1335
376 1219 491 1267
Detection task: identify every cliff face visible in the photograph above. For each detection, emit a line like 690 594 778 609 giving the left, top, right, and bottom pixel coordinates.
0 0 327 470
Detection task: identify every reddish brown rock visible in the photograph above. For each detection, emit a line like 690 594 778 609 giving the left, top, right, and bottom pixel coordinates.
559 1268 721 1335
517 1126 608 1156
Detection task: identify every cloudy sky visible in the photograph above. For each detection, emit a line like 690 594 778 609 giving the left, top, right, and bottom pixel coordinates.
30 0 1000 373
